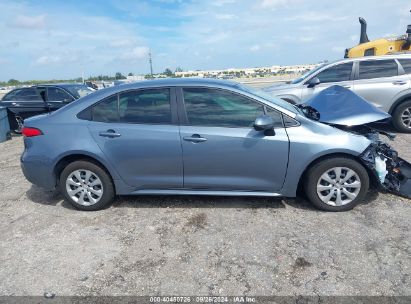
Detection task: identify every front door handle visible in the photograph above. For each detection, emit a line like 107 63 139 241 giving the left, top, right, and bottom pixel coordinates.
99 129 121 138
342 85 351 89
392 81 407 85
183 134 207 143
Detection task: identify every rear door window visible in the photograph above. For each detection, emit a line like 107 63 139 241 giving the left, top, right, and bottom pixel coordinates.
2 88 41 102
90 89 171 124
92 95 119 123
398 59 411 74
315 62 353 83
118 89 171 124
358 60 398 79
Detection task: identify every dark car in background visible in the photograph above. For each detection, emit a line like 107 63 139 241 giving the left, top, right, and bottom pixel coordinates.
0 83 94 132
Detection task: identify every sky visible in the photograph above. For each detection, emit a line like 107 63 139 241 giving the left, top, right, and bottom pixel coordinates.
0 0 410 81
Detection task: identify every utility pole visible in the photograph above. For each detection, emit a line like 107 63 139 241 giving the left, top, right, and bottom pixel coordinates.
81 63 85 83
149 50 153 77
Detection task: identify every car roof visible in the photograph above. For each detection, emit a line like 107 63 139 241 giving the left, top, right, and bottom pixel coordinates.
36 83 86 88
108 78 241 90
326 53 411 66
56 77 298 118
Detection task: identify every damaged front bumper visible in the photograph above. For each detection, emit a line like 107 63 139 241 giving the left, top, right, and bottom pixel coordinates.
360 139 411 199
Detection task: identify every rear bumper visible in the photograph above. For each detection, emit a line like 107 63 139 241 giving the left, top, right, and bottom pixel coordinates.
20 153 56 190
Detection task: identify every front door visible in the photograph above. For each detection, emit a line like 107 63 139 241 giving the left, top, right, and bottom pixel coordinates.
87 88 183 189
45 87 75 111
178 87 289 192
301 62 354 101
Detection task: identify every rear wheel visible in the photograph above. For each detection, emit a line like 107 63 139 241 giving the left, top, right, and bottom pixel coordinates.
304 157 369 211
59 161 115 211
392 100 411 133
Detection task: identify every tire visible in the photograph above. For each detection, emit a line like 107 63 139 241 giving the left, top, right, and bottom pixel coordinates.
59 160 115 211
392 100 411 133
303 157 369 212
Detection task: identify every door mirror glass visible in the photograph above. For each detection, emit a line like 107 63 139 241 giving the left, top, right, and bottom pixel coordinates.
307 77 320 88
253 114 275 131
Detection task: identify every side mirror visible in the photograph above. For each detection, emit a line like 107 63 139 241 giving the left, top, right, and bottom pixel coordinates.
253 115 275 131
307 77 320 88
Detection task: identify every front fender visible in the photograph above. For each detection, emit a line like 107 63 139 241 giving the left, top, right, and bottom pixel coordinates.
280 121 372 197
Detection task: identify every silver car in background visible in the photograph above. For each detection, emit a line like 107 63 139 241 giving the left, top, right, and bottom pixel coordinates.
265 54 411 132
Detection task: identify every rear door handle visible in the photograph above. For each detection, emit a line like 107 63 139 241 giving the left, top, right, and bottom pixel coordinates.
99 129 121 138
183 134 207 143
392 81 407 85
341 85 351 89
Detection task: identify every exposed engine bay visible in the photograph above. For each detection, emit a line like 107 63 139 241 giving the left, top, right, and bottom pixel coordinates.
299 86 411 199
336 125 411 199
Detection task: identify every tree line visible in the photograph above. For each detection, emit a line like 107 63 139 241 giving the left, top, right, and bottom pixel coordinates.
0 68 185 86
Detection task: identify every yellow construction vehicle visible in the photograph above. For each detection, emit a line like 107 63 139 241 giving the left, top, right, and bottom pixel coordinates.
345 13 411 58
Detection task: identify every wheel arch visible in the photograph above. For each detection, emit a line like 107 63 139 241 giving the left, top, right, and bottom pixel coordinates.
388 94 411 114
53 153 116 192
296 152 378 194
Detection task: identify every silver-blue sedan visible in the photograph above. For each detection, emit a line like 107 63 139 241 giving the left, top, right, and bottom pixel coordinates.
20 79 411 211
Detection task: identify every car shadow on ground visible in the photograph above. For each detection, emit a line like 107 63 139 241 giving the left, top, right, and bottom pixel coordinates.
26 184 380 211
26 185 75 210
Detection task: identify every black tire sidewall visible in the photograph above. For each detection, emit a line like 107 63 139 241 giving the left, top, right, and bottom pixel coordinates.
304 157 370 212
59 160 115 211
392 100 411 133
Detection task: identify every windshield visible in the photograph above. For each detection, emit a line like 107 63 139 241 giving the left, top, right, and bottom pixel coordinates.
291 64 325 84
65 85 94 99
238 84 300 114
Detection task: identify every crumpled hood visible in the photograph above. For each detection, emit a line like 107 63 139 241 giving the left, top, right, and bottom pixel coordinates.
303 85 391 126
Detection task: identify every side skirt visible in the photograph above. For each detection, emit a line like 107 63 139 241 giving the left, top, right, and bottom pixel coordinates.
129 189 283 197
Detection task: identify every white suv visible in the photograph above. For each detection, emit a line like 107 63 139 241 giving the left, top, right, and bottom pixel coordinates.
265 54 411 132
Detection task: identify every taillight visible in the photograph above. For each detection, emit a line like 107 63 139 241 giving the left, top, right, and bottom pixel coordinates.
22 127 43 137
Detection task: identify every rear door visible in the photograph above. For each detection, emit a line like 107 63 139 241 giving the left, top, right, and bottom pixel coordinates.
301 62 354 101
87 88 183 190
0 87 47 120
178 87 289 192
353 59 410 112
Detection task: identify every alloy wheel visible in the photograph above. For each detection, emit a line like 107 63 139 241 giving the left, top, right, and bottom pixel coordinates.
316 167 361 206
401 107 411 129
65 169 103 206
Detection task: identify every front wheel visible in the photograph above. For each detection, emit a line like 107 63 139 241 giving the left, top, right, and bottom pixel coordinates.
303 157 369 211
392 100 411 133
60 161 115 211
